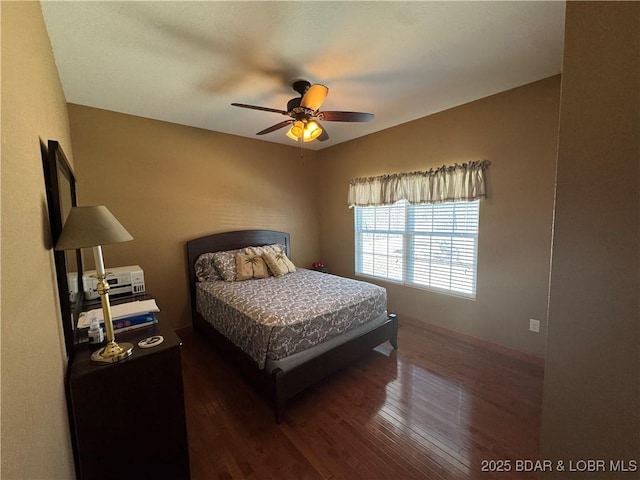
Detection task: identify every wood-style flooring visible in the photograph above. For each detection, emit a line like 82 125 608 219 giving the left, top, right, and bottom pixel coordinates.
178 319 544 480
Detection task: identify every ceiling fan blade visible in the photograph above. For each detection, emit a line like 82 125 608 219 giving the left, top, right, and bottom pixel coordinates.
256 120 293 135
231 103 288 115
300 84 328 111
318 111 374 122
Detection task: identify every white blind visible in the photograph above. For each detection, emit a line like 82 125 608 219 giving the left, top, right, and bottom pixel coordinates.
355 200 480 298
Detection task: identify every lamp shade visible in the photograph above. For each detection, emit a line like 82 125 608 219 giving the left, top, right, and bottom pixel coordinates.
55 206 133 250
303 121 322 141
286 119 323 142
290 120 304 138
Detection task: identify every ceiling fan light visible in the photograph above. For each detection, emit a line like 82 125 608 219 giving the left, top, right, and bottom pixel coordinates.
286 128 298 141
304 121 322 141
290 120 304 138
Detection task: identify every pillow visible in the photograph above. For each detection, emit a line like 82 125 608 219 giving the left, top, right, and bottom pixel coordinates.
194 253 221 282
271 243 286 254
262 251 296 277
211 248 244 282
245 243 285 256
235 253 270 281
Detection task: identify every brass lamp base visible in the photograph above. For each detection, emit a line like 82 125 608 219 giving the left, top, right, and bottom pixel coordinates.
91 340 134 364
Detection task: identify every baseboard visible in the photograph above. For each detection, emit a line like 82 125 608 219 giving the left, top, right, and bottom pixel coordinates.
400 316 545 369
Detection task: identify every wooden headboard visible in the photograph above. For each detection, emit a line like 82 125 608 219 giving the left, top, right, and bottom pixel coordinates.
185 229 290 311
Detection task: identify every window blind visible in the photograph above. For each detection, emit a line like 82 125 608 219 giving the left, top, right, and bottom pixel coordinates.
355 200 480 298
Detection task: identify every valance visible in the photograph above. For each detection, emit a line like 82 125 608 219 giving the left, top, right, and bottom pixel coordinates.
348 160 490 208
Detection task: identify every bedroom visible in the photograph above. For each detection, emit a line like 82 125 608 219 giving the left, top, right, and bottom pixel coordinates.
1 1 638 480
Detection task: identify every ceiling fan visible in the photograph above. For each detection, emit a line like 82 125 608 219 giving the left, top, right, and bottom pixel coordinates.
231 80 374 142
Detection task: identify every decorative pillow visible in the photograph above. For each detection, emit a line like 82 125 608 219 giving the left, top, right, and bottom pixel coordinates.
211 248 244 282
194 253 221 282
245 244 285 256
262 251 296 277
235 253 270 281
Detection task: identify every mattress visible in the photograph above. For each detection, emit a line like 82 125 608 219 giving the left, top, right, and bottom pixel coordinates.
196 268 387 369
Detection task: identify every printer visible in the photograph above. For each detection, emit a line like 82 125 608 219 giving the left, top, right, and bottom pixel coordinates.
68 265 145 301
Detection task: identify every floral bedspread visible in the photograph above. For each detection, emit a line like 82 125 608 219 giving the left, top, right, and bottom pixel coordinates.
196 268 387 369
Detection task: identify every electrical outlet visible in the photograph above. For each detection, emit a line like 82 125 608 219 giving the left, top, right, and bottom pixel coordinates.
529 318 540 333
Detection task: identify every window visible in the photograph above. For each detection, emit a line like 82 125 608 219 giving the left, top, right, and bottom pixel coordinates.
354 200 480 298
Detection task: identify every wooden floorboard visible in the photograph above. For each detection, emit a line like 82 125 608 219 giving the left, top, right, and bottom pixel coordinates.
179 319 544 480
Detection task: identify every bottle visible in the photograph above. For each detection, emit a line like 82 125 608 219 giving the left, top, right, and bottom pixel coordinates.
88 318 104 346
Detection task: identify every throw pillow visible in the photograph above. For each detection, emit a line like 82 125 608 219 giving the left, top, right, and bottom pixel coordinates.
245 243 285 256
262 251 296 277
194 253 221 282
235 253 270 280
211 248 244 282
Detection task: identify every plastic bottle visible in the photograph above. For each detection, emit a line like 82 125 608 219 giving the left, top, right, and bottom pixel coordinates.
88 318 104 345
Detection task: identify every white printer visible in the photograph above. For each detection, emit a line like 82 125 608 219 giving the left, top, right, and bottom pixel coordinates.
68 265 145 300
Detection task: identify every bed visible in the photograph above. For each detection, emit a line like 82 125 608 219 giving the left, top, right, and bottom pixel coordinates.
185 229 398 423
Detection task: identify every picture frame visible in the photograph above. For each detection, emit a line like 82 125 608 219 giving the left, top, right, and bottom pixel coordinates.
42 139 84 359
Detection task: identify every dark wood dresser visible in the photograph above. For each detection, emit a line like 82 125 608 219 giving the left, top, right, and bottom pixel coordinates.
67 315 190 480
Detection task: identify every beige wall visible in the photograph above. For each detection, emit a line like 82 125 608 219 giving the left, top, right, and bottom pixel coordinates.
4 2 636 477
1 2 76 478
68 105 320 329
541 2 639 476
318 76 560 357
69 78 561 359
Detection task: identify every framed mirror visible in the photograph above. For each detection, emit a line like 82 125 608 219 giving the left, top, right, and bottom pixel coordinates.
42 139 84 359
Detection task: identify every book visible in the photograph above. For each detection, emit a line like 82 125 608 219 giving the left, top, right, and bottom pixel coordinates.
111 312 158 333
77 299 159 329
76 313 158 343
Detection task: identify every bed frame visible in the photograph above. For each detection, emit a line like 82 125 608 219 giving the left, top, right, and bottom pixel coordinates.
186 229 398 423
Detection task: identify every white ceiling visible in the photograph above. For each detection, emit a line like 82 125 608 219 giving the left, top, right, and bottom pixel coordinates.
41 1 565 151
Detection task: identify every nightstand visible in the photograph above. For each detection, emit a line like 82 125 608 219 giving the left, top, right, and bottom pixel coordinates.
67 313 190 480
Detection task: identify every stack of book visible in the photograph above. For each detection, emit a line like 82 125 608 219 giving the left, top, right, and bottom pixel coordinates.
77 299 160 334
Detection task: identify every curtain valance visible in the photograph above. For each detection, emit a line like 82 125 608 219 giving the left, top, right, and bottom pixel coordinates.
348 160 490 208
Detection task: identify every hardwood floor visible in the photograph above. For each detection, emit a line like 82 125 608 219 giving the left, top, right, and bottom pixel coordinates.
178 319 544 480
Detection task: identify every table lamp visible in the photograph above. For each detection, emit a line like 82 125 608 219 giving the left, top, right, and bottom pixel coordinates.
55 205 134 364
